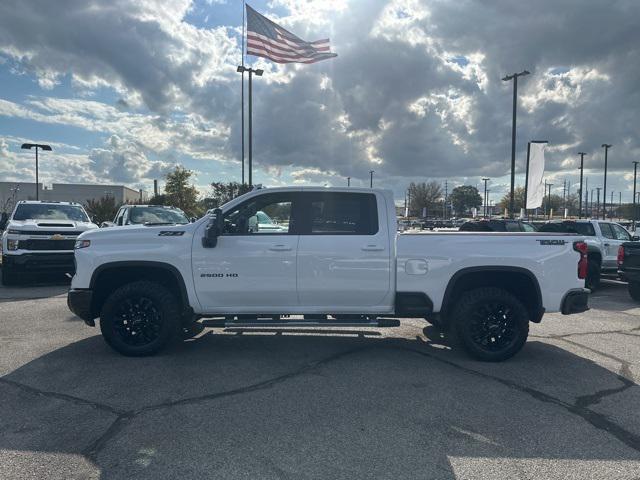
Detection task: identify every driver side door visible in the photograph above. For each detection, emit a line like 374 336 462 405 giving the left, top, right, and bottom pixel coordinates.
192 191 301 312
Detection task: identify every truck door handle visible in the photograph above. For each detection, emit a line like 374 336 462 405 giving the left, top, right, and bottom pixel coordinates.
269 244 292 251
604 243 610 247
362 244 384 251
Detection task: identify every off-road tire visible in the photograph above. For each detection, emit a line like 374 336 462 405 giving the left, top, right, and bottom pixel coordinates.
451 287 529 362
1 266 17 286
628 282 640 302
100 281 181 356
586 260 601 291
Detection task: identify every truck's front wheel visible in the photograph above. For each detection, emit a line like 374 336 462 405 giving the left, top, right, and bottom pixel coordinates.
452 287 529 362
100 281 181 356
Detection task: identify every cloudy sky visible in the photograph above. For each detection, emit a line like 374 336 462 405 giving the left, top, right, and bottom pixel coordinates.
0 0 639 203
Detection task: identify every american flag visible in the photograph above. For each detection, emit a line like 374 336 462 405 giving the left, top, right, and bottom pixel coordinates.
245 4 337 64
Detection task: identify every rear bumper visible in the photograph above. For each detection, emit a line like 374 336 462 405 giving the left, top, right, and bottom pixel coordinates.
561 288 590 315
618 268 640 284
2 253 75 274
67 288 95 326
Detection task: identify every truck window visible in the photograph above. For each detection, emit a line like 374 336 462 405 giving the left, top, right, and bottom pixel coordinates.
598 223 615 239
223 193 293 235
304 193 378 235
13 204 89 222
611 224 631 241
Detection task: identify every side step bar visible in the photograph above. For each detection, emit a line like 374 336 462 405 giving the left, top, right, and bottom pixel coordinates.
200 318 400 328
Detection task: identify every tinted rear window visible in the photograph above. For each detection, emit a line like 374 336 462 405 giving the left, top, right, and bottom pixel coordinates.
306 193 378 235
538 222 595 236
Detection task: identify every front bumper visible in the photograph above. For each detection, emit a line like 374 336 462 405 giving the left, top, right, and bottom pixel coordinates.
2 252 75 274
67 288 95 326
561 288 590 315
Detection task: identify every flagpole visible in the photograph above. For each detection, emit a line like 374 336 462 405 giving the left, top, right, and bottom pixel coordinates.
240 0 246 185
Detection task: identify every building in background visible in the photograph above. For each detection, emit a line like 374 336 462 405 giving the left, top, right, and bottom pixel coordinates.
0 182 149 212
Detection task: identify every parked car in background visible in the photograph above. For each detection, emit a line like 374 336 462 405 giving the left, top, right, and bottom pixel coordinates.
618 242 640 301
458 219 537 232
101 205 190 227
1 201 98 285
538 219 638 289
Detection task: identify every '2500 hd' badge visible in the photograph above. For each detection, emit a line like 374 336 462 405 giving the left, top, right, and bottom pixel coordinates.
538 239 566 245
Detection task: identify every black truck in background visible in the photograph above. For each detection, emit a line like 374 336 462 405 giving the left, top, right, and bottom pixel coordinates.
618 242 640 301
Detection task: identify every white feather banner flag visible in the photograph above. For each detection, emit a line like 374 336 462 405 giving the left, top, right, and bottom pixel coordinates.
526 142 546 209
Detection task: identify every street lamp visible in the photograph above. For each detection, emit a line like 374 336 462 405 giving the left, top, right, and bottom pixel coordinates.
633 161 639 230
369 170 375 188
21 143 52 201
577 152 587 218
601 144 612 219
481 177 490 218
237 65 263 187
502 69 530 218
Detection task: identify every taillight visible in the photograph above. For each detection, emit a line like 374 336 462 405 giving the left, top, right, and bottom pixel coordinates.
617 246 625 266
573 241 588 280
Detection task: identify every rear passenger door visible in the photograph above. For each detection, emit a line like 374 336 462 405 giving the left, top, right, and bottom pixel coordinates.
598 222 618 269
296 192 392 310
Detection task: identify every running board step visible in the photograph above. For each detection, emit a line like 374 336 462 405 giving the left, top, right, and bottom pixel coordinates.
199 319 400 328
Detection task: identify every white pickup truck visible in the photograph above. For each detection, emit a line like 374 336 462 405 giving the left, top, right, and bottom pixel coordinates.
68 187 589 361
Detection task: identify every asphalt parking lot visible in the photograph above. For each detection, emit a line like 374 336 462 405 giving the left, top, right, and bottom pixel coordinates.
1 277 639 479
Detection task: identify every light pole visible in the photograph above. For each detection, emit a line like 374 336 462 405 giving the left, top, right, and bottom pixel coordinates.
21 143 52 201
596 187 601 218
237 65 263 186
578 152 587 218
601 144 612 219
347 176 350 187
633 161 639 230
546 183 554 219
482 177 490 218
369 170 374 188
486 190 491 218
502 69 530 218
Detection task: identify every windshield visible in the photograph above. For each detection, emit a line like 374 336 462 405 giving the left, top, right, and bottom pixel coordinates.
128 206 189 225
13 204 89 222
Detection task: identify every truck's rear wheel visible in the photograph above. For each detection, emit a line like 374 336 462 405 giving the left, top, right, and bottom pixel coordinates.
452 287 529 362
628 282 640 302
100 281 181 356
586 260 600 290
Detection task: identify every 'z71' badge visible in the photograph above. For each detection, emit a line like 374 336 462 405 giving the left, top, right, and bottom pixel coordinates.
538 239 566 245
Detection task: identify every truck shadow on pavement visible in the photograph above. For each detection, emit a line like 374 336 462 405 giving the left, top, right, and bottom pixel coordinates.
1 327 639 479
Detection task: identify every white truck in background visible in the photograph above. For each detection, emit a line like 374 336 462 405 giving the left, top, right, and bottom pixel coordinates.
1 201 98 285
68 187 589 361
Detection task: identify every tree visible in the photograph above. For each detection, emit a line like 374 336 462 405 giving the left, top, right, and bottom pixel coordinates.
205 182 252 209
85 196 120 224
498 186 526 213
408 181 442 217
164 166 200 217
449 185 482 215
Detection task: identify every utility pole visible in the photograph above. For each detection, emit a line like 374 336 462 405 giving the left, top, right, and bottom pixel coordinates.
502 70 530 218
547 183 554 219
369 170 374 188
482 178 490 218
578 152 589 218
633 161 639 230
602 144 612 219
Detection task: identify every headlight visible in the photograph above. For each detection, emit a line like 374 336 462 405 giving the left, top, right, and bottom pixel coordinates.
75 239 91 249
6 239 19 251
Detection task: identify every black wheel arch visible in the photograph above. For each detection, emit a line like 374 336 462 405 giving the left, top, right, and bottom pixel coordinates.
441 266 544 324
89 261 191 321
